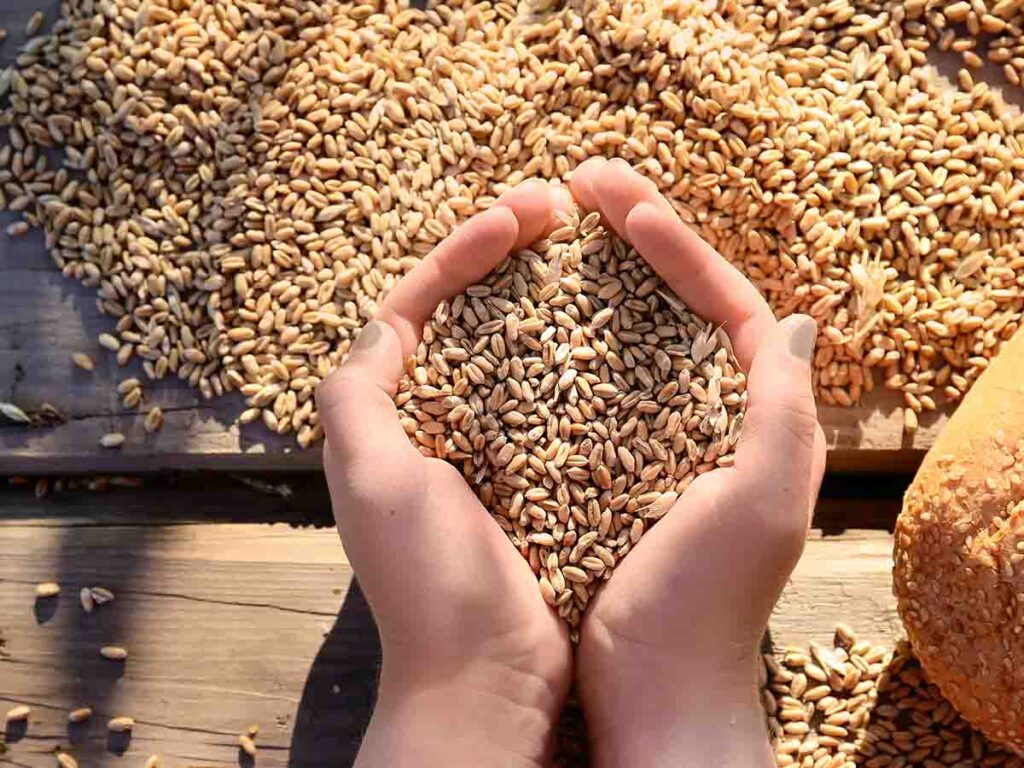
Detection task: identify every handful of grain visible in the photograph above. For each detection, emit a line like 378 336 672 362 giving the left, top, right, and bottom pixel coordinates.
396 206 746 629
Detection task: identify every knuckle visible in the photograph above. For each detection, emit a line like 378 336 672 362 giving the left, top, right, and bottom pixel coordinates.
760 394 820 451
315 368 356 408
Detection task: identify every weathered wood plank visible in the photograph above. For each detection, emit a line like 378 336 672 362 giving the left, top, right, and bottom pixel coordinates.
0 261 315 472
775 530 901 650
0 0 988 474
0 252 941 473
0 522 372 768
0 489 899 768
0 471 905 529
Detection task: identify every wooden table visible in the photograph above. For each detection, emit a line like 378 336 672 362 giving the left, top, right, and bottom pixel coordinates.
0 0 964 477
0 225 944 474
0 479 901 768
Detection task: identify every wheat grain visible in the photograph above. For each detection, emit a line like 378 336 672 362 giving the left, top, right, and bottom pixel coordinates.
71 353 94 372
35 581 60 598
144 407 164 434
100 646 128 661
763 627 1020 767
56 752 77 768
5 705 30 723
99 433 125 449
239 734 257 757
68 707 92 724
0 402 30 424
1 0 1023 446
107 716 134 733
90 586 114 605
116 379 140 396
24 12 44 36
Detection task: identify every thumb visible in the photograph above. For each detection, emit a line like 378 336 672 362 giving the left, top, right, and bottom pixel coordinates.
732 314 822 512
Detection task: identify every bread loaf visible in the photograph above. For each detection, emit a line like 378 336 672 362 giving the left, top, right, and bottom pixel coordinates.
894 329 1024 752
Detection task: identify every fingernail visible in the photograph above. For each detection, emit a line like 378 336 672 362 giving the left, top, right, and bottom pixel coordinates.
782 314 817 363
350 320 385 356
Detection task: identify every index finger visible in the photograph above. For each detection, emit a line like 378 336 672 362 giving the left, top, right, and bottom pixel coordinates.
570 158 776 369
316 320 419 466
377 180 574 357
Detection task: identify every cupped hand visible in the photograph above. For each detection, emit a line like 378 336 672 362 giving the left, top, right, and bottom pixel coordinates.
571 159 826 768
316 181 576 768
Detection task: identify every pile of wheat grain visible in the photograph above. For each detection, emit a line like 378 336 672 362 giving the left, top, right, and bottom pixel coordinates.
1 0 1024 445
396 204 746 630
763 626 1022 767
922 0 1024 85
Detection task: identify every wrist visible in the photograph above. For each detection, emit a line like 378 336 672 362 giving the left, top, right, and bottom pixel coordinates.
356 657 564 768
580 633 770 768
588 690 771 768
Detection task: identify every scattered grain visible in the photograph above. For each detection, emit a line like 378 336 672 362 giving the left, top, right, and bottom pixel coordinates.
90 586 114 605
0 402 30 424
239 734 257 757
144 407 164 434
764 628 1019 766
24 12 44 36
0 0 1021 445
79 587 94 614
35 581 60 598
99 433 125 449
68 707 92 724
100 646 128 661
71 353 94 372
5 705 30 723
57 752 77 768
107 716 133 733
904 407 919 434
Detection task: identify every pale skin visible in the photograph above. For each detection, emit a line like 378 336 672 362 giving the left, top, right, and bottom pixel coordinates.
316 158 827 767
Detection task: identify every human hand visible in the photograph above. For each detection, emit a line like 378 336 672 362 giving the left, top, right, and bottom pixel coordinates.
571 159 826 768
316 181 576 768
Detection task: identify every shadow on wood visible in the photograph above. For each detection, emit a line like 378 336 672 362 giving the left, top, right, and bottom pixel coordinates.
33 595 58 625
106 729 132 757
45 524 143 758
4 718 27 744
288 581 380 768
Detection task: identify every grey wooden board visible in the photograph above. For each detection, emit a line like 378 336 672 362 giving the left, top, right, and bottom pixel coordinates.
0 243 313 472
0 198 949 473
0 3 1016 473
0 482 900 768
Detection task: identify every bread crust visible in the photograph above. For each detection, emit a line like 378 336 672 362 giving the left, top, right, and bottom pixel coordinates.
894 329 1024 752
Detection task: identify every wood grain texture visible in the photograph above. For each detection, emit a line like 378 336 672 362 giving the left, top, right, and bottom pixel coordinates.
0 209 946 474
0 1 1002 474
0 228 947 474
0 482 900 768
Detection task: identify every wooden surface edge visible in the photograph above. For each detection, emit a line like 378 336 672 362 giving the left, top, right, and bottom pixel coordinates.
0 401 934 474
1 250 942 474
